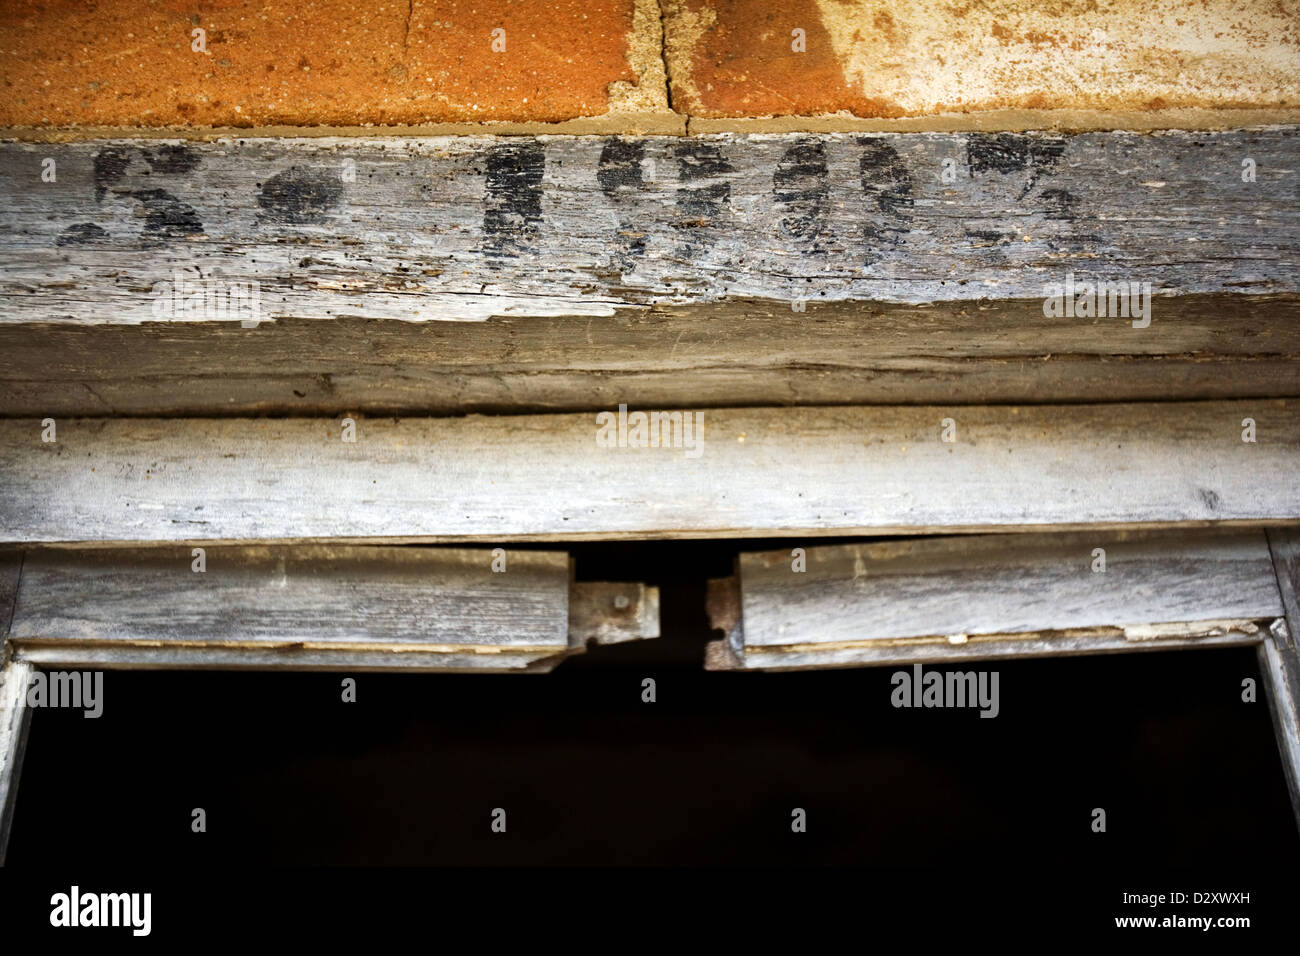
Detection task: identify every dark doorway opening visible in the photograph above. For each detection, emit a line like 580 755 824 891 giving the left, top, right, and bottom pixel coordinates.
9 538 1295 866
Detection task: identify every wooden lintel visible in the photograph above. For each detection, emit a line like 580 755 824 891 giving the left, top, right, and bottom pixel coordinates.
708 528 1286 671
3 130 1296 325
5 546 658 672
2 401 1296 544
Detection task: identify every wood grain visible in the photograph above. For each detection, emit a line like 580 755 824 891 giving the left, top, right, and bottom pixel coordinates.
1 401 1297 544
1 129 1296 324
7 545 656 672
707 622 1268 671
709 528 1286 670
2 294 1297 417
0 657 32 865
0 553 18 638
1262 528 1300 826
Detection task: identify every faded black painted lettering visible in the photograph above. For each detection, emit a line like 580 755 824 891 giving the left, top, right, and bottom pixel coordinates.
92 147 132 201
257 167 344 225
598 138 649 269
131 189 203 240
482 142 545 259
142 144 202 175
773 138 829 246
56 223 109 246
674 143 734 253
858 138 913 264
966 132 1067 199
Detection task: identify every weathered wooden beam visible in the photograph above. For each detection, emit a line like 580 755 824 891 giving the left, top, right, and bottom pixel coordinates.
4 130 1295 416
6 546 658 672
1262 528 1300 827
707 528 1286 671
2 294 1297 417
0 553 18 640
0 656 32 866
1 401 1296 544
1 129 1296 325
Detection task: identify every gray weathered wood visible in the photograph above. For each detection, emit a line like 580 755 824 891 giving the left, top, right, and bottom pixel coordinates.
7 546 657 672
1262 528 1300 827
708 528 1286 670
0 129 1296 325
2 294 1297 417
1 401 1296 544
0 657 33 865
0 553 18 638
0 552 23 863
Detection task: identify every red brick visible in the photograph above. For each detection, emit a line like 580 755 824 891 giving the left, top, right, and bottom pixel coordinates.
0 0 659 128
